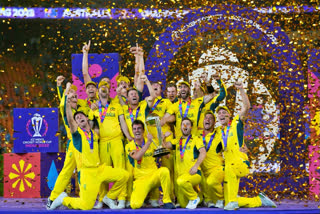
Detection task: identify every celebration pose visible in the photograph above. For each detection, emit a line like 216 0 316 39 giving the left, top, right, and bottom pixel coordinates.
163 118 206 209
127 120 175 209
215 81 276 210
48 93 129 210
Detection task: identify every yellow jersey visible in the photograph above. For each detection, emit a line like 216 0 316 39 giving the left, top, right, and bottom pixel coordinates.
199 129 224 176
72 127 100 169
123 101 149 137
126 139 158 179
167 97 204 138
88 101 124 141
171 135 204 176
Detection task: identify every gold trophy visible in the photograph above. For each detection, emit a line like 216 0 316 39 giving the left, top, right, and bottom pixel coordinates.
145 114 170 157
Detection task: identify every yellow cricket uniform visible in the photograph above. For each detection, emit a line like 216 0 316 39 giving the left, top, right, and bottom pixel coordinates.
89 101 126 201
148 96 175 199
62 127 129 210
199 130 224 203
122 100 149 201
167 98 204 138
171 135 204 208
77 97 98 109
198 80 227 131
217 115 261 207
49 87 77 201
127 139 172 209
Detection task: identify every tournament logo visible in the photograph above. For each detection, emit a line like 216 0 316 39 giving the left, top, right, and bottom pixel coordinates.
26 113 48 137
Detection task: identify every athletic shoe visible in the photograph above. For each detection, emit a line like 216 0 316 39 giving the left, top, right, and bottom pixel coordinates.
118 200 126 209
149 199 160 208
259 192 277 208
102 195 119 209
125 201 131 208
224 201 239 210
186 196 200 209
93 201 103 209
215 200 224 208
163 203 176 209
46 197 53 210
207 201 215 208
175 203 181 208
48 192 67 210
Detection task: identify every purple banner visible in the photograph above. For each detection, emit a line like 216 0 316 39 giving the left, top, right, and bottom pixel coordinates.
71 53 120 99
0 6 319 19
13 108 59 153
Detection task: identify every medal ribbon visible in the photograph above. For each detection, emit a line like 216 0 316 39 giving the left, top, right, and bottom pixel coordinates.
129 106 140 123
134 139 145 165
87 99 92 108
221 122 231 149
149 99 162 114
202 131 215 151
98 101 109 124
81 128 94 151
179 135 191 160
179 98 191 119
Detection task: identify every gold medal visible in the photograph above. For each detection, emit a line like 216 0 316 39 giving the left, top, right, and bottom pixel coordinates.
181 158 184 162
90 149 93 153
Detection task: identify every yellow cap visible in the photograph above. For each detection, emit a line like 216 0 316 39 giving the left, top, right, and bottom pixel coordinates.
98 81 110 89
177 81 190 88
70 84 78 92
85 81 97 88
116 75 130 84
215 106 231 115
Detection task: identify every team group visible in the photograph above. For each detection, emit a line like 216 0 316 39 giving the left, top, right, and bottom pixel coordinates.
46 41 277 211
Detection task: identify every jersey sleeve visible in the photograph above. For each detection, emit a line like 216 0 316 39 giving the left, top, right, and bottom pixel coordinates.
195 136 205 150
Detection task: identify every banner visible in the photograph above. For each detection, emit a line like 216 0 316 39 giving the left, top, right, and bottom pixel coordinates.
13 108 59 153
71 53 120 99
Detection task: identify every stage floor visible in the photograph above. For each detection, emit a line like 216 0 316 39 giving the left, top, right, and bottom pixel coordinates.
0 198 319 214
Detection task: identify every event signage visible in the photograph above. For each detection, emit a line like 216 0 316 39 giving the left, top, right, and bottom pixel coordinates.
13 108 59 153
0 6 319 19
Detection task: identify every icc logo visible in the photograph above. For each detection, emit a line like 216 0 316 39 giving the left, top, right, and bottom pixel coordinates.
26 113 49 137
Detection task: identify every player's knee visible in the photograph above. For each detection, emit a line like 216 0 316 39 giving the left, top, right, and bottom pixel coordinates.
176 177 187 187
158 167 170 177
81 200 95 210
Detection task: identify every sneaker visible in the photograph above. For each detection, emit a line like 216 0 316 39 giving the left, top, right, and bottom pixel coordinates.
207 201 215 208
215 200 224 208
186 196 200 209
93 201 103 209
175 203 181 208
149 199 160 208
46 197 53 210
48 192 67 210
163 203 176 209
125 201 131 208
102 195 119 209
224 201 239 210
118 200 126 209
259 192 277 208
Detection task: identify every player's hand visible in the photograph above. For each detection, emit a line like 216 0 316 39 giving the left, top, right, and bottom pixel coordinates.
130 44 143 57
56 75 65 86
239 142 248 154
140 74 148 83
147 133 153 143
163 131 171 139
66 82 72 91
235 81 244 89
82 40 91 54
189 165 198 175
212 72 220 80
91 102 98 111
160 119 166 127
200 72 208 84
